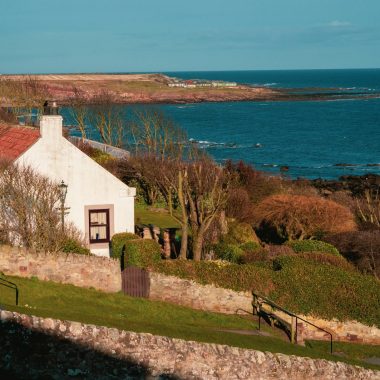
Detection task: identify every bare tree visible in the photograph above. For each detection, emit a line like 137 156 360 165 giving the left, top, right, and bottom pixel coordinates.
121 109 231 261
87 90 127 147
0 76 48 124
0 161 84 252
186 158 232 261
130 108 187 159
355 189 380 229
68 87 90 139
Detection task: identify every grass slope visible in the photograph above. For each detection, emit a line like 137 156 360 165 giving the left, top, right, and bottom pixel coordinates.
135 203 180 228
0 275 378 370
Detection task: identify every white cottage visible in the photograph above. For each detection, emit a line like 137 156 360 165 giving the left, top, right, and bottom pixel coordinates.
0 105 135 257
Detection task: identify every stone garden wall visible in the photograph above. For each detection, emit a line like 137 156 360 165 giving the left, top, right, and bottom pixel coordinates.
0 245 121 293
149 271 252 314
1 246 379 346
0 310 378 380
149 272 380 345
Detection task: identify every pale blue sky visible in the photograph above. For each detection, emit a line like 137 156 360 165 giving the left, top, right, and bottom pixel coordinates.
1 0 379 73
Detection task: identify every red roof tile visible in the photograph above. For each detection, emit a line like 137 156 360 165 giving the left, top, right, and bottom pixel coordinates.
0 124 40 160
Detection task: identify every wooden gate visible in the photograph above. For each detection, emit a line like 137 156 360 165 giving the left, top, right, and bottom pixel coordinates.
121 266 150 297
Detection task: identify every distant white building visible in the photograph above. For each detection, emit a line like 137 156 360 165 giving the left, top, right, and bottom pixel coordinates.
0 104 135 257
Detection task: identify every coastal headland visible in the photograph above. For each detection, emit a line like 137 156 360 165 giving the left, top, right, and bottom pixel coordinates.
2 73 378 104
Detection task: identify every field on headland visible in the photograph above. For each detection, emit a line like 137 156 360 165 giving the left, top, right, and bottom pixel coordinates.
1 73 280 104
3 72 379 105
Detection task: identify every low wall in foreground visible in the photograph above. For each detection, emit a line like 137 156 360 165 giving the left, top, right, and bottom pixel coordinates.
0 310 378 380
0 245 121 293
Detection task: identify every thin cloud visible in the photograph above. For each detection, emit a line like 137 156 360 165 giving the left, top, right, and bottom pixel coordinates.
327 20 352 28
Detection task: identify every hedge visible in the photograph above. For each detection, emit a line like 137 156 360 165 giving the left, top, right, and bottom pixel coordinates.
61 238 91 255
142 256 380 328
270 256 380 327
213 243 244 263
295 252 354 272
111 232 140 259
285 240 340 256
123 239 162 268
240 241 261 252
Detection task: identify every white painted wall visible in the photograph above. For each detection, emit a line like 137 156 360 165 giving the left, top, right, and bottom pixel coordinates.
17 115 136 257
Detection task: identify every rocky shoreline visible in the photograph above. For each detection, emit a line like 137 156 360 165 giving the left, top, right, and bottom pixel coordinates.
309 174 380 197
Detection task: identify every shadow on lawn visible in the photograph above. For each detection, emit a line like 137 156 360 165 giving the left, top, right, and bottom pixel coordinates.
0 319 181 380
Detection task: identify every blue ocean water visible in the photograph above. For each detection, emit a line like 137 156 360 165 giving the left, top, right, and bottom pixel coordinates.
65 69 380 179
159 69 380 179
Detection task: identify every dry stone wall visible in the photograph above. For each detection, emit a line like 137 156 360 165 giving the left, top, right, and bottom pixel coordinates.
1 246 380 346
0 245 121 293
1 310 378 380
297 316 380 345
149 272 380 345
149 272 252 314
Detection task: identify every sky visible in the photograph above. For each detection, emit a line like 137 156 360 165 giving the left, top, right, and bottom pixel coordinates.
1 0 380 73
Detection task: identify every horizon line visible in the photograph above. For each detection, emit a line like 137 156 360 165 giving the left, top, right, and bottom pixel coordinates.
2 67 380 76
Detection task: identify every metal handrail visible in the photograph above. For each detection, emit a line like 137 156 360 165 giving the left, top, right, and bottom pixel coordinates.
0 276 19 305
252 291 333 353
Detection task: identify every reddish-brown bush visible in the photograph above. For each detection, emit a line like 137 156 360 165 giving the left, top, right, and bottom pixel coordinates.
225 187 255 222
253 194 357 241
325 230 380 278
225 160 285 205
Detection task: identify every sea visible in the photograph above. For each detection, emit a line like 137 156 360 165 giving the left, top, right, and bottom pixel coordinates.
67 69 380 180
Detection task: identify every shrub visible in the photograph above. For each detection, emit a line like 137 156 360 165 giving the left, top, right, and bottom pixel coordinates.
240 241 261 252
240 249 268 264
213 243 244 264
223 222 259 245
150 256 380 327
60 238 91 255
266 244 294 258
239 241 267 263
224 160 285 205
123 239 162 268
269 256 380 326
111 232 140 259
296 252 355 271
285 240 340 256
325 231 380 278
225 188 255 223
253 194 356 242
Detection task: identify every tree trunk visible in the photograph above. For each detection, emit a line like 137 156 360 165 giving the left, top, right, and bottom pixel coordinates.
193 227 205 261
163 229 171 259
178 223 188 260
177 170 188 260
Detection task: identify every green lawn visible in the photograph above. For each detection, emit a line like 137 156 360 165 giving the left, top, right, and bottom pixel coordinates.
0 274 379 370
135 203 180 229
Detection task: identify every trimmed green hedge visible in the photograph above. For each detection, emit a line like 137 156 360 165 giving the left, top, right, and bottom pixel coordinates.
111 233 140 259
143 256 380 328
61 238 91 255
213 243 244 263
240 241 261 252
270 256 380 326
295 252 354 271
285 240 340 256
213 241 262 264
123 239 162 268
